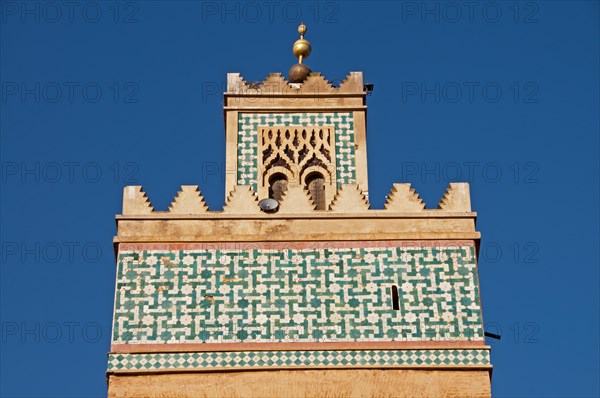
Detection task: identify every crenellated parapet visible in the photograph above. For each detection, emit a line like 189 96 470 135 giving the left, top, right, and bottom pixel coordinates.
120 182 472 215
226 71 365 96
167 185 209 214
122 186 154 214
329 184 370 212
438 182 472 212
222 185 262 214
278 185 316 213
384 183 426 212
116 183 479 243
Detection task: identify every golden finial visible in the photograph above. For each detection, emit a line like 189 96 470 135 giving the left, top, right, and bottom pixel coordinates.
298 22 307 37
292 22 311 64
289 23 312 83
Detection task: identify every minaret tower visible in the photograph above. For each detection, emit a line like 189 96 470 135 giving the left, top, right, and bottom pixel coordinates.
107 25 492 397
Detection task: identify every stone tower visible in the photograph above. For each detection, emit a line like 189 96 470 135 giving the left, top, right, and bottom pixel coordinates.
107 25 492 397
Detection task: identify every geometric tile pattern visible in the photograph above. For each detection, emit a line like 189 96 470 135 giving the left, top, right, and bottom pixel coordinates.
107 349 490 372
237 112 356 190
112 243 483 345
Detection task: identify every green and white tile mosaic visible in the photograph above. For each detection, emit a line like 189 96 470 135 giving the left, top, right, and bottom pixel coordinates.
107 349 490 371
112 245 483 345
237 112 356 191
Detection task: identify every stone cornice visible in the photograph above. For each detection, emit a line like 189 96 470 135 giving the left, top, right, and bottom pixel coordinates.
114 216 479 244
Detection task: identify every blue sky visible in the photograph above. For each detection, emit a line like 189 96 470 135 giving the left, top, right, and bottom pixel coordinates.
1 1 598 397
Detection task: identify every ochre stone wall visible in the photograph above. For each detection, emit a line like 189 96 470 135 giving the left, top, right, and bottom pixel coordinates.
108 369 491 398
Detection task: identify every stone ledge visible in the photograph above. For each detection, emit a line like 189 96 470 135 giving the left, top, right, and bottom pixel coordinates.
107 369 492 398
115 216 479 244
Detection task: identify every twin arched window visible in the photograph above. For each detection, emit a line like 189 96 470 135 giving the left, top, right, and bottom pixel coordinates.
268 171 327 210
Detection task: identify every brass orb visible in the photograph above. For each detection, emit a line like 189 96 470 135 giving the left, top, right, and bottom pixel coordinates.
292 39 311 59
298 23 307 36
288 63 311 83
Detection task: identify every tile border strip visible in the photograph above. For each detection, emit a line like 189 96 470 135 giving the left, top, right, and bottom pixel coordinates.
107 349 491 373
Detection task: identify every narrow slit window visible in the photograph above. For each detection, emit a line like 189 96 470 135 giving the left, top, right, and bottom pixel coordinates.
391 285 400 310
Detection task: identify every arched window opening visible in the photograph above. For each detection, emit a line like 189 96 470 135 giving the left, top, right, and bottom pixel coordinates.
391 285 400 310
306 172 326 210
268 173 288 201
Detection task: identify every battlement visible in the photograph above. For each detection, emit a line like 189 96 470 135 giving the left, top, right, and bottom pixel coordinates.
115 183 479 245
224 72 367 112
121 182 473 215
226 72 365 96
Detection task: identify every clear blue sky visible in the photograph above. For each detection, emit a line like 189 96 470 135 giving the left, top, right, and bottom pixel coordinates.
1 1 598 397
